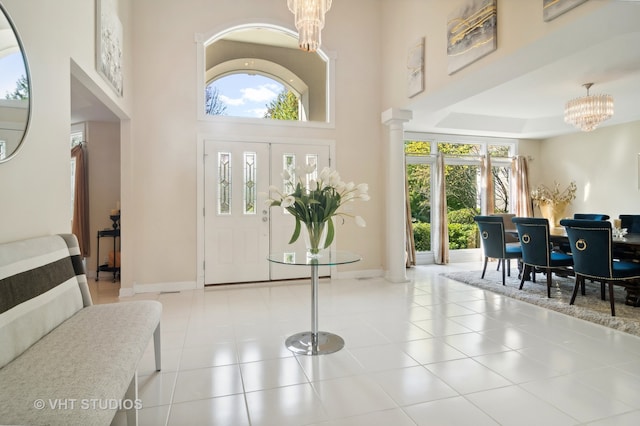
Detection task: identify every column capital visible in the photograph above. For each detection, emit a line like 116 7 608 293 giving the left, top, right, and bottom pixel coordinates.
381 108 412 126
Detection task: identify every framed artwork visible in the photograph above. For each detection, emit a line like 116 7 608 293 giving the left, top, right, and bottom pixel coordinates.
543 0 588 22
407 37 425 98
447 0 497 75
96 0 123 96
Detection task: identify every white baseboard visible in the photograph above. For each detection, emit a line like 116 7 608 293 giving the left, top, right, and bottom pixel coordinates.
119 287 135 297
335 268 384 280
415 248 482 265
118 281 197 297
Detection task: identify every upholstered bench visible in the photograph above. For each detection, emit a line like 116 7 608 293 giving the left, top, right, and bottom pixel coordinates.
0 234 161 425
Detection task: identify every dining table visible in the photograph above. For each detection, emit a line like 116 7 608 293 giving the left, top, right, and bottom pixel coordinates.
505 227 640 255
547 227 640 254
504 227 640 266
505 226 640 306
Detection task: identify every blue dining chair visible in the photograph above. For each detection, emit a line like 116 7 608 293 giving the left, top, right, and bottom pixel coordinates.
557 214 610 254
559 219 640 316
574 213 610 221
474 216 522 286
512 217 574 298
619 215 640 233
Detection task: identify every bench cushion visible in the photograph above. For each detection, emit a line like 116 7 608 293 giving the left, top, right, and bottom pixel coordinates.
0 234 91 368
0 300 162 426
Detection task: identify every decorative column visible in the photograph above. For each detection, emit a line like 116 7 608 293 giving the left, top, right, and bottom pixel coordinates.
381 108 412 283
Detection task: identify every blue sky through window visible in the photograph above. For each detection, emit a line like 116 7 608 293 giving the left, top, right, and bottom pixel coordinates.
211 74 284 118
0 52 26 97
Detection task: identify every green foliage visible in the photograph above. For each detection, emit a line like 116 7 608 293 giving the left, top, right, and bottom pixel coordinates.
412 208 480 251
448 223 479 249
4 75 28 100
447 208 479 224
405 141 430 155
264 90 299 120
405 141 511 250
445 164 478 211
406 163 430 222
412 222 431 251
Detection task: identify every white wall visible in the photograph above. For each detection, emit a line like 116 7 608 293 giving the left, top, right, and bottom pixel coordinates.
86 121 121 279
0 1 130 244
126 0 384 291
537 121 640 219
2 0 637 294
378 0 606 116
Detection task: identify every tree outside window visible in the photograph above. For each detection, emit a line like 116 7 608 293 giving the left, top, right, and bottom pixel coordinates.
406 139 514 252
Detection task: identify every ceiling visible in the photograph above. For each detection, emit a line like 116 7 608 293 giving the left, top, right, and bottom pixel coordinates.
71 75 119 123
405 0 640 139
71 0 640 139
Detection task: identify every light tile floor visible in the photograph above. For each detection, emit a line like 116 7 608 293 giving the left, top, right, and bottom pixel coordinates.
99 263 640 425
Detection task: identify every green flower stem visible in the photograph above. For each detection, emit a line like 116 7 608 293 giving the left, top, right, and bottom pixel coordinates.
304 220 335 254
306 222 325 254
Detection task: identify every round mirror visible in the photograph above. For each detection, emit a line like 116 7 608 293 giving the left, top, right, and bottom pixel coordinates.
0 3 30 163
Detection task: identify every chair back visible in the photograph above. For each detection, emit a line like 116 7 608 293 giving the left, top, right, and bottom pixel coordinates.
560 219 613 280
474 216 508 259
512 217 551 267
573 213 610 221
490 213 519 243
619 215 640 233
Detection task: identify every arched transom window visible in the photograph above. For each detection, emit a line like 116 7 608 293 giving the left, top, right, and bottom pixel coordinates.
203 25 330 123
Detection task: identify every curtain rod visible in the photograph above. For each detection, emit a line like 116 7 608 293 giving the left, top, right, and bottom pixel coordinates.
406 153 533 161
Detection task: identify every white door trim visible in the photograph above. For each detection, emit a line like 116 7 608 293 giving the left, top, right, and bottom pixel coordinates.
196 133 336 288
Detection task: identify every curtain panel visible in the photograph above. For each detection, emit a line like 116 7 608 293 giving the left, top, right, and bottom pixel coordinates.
481 155 495 214
511 155 533 217
405 172 416 267
433 152 449 264
71 144 90 257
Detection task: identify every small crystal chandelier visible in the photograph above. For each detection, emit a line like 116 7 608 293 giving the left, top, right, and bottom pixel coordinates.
287 0 332 52
564 83 614 132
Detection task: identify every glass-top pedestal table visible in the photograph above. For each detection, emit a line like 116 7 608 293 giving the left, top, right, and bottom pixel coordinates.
267 250 361 355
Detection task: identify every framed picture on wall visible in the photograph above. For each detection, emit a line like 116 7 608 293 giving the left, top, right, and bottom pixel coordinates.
447 0 497 75
96 0 123 96
407 37 425 98
543 0 588 22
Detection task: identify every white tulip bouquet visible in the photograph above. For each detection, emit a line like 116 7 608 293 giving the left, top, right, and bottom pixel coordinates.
267 164 369 254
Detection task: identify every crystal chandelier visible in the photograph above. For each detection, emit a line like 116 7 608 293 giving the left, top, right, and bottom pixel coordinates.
287 0 332 52
564 83 614 132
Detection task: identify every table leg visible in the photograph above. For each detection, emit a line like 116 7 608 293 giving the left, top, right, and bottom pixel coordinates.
285 262 344 355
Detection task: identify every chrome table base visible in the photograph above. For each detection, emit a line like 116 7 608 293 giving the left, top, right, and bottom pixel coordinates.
285 331 344 355
269 251 360 356
286 261 345 356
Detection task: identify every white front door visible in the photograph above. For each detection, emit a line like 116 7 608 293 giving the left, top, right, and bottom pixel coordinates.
203 140 331 284
204 141 270 284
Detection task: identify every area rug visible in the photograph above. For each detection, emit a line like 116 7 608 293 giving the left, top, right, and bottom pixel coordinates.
443 269 640 337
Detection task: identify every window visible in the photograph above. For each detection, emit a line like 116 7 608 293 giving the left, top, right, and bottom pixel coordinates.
243 152 257 214
405 141 432 251
218 152 231 215
489 144 512 213
405 134 516 253
201 25 331 123
206 73 301 121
